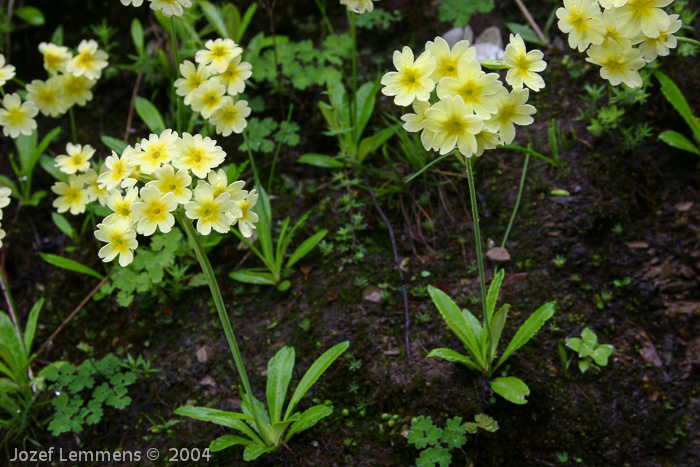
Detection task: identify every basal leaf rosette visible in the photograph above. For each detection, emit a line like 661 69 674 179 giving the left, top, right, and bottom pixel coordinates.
92 130 258 267
175 39 253 137
381 34 545 158
556 0 683 88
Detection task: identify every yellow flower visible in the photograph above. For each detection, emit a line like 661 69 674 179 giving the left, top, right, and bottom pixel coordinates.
381 46 436 107
485 88 536 145
503 34 547 92
67 39 108 80
175 60 211 106
105 186 139 223
556 0 606 52
218 55 252 96
236 189 259 238
400 100 438 152
84 167 109 206
613 0 672 39
0 187 11 213
585 38 646 87
133 129 179 174
209 97 251 137
173 133 226 179
98 150 135 191
340 0 376 15
423 95 485 156
473 128 501 157
0 54 16 87
633 13 682 62
60 74 96 107
55 143 95 174
130 185 178 236
195 38 242 74
38 42 72 74
185 182 238 235
207 169 248 202
436 57 504 118
146 164 193 204
26 78 67 118
95 217 138 267
425 36 475 82
52 174 89 215
190 77 226 119
599 0 628 8
121 0 145 6
149 0 192 17
0 93 38 138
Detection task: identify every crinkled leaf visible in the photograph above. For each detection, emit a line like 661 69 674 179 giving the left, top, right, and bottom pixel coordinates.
407 415 442 449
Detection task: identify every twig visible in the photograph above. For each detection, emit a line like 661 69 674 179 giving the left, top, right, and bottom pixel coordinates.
124 70 143 142
364 177 413 368
37 272 112 356
514 0 547 45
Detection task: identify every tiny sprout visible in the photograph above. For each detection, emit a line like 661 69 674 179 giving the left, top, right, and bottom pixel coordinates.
611 223 623 235
552 255 567 267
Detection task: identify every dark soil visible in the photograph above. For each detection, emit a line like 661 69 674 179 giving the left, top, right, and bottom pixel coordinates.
2 0 699 466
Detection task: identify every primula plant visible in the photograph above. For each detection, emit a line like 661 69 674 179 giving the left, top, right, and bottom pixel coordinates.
381 34 555 404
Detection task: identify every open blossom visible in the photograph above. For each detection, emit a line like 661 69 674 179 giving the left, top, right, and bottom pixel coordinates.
190 77 226 119
613 0 672 39
425 37 475 82
147 164 193 204
121 0 145 6
175 60 211 105
130 185 177 236
236 189 259 238
149 0 192 17
98 151 135 191
218 55 252 96
381 46 436 107
209 97 250 137
52 174 89 215
556 0 606 52
105 187 139 223
195 38 242 74
485 88 536 145
38 42 72 74
586 39 646 88
134 129 179 174
503 34 547 92
67 39 108 80
0 93 38 138
340 0 375 14
55 143 95 174
173 133 226 179
401 100 437 151
26 78 67 117
185 182 239 235
95 217 138 267
0 54 16 87
633 13 682 62
437 57 504 118
60 74 96 107
424 95 485 156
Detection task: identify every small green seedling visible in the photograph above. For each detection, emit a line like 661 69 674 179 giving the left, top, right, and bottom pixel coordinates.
406 414 498 467
565 327 614 373
176 341 348 461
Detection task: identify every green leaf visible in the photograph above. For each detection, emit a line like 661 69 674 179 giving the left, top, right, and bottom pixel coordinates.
496 301 556 370
658 131 700 156
51 25 64 45
407 416 442 449
284 404 332 441
0 175 19 198
51 212 77 240
357 127 394 163
591 345 614 366
39 253 104 280
16 6 45 26
101 135 128 154
486 269 505 323
565 337 581 352
23 298 43 352
489 304 509 360
656 71 700 142
354 79 381 141
490 376 530 405
229 269 278 285
287 230 328 269
243 444 276 462
284 341 349 420
238 3 257 43
175 405 263 445
135 97 166 133
506 23 544 46
266 346 295 425
199 1 230 38
426 348 480 371
209 434 255 452
0 312 24 377
131 19 145 56
298 153 344 168
40 155 67 182
427 286 487 370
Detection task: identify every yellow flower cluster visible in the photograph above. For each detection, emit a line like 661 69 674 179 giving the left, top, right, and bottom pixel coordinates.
0 187 11 247
175 38 253 137
556 0 681 88
120 0 192 17
381 35 546 157
91 131 257 267
50 143 101 216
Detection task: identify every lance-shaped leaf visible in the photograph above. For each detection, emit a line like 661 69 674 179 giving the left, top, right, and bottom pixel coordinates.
495 301 555 371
